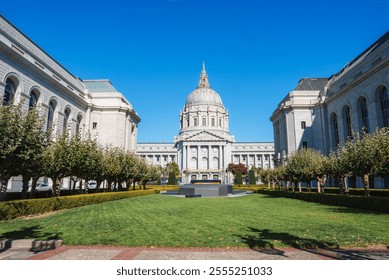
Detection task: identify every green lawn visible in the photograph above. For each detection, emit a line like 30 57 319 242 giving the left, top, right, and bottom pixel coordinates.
1 194 388 249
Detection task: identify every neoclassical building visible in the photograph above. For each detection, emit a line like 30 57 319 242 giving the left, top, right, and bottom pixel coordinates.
271 30 389 187
137 64 274 183
0 16 140 190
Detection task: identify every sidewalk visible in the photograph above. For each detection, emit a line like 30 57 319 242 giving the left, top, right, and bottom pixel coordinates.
1 243 389 260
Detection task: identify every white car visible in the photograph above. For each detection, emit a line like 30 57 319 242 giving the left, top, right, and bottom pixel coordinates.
35 183 53 192
88 181 97 189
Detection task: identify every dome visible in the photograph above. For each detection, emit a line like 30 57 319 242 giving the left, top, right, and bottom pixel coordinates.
184 63 224 108
185 88 223 107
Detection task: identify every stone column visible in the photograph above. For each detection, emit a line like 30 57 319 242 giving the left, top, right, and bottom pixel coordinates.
208 145 211 171
197 145 200 170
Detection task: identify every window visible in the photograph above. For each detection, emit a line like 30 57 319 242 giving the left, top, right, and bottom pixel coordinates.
301 121 306 129
92 122 97 129
219 118 222 127
202 117 206 126
331 113 340 146
76 115 82 133
3 78 17 106
211 118 215 126
342 105 352 140
46 100 56 131
379 86 389 127
63 108 71 135
302 141 308 149
194 118 198 126
358 97 369 133
29 90 38 109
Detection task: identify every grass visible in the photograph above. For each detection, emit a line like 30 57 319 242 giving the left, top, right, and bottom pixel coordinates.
0 194 388 249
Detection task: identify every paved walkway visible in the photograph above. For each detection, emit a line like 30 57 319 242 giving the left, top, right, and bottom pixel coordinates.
1 245 389 260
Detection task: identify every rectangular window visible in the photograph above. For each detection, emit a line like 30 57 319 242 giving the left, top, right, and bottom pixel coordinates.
211 118 215 126
92 122 97 129
202 118 206 126
194 118 198 126
219 118 222 127
301 121 306 129
302 141 308 149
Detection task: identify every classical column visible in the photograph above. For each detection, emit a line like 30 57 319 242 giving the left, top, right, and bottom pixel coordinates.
208 145 211 170
183 145 187 171
197 145 200 170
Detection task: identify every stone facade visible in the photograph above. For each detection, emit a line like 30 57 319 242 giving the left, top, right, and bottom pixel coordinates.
137 64 274 184
270 30 389 188
0 16 140 191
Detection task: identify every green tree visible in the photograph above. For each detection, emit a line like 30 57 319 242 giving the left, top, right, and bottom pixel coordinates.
248 169 256 185
17 106 50 199
168 171 177 185
141 165 161 189
234 171 243 185
0 104 24 201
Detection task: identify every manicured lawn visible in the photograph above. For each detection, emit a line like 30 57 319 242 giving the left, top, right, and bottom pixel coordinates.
1 194 388 249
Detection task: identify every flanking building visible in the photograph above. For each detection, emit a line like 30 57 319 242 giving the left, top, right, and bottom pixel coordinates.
270 30 389 188
137 64 274 184
0 16 140 191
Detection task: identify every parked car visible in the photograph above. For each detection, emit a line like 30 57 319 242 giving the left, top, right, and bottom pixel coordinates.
35 183 53 192
88 181 97 189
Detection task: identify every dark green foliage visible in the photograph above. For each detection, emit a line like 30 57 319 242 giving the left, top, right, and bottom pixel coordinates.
0 189 158 220
235 171 243 184
249 170 256 185
258 190 389 213
167 172 177 185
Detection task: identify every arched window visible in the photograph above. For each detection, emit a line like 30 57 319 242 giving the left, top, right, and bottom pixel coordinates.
379 86 389 127
331 113 339 147
47 100 56 131
3 78 17 106
76 114 82 133
190 157 197 169
29 90 39 109
342 105 352 140
358 97 369 133
193 117 198 127
201 157 208 169
63 108 71 135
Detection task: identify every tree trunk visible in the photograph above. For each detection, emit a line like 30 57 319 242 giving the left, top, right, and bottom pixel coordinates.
317 177 321 193
96 179 102 193
286 180 290 192
271 180 275 190
29 177 39 199
84 180 89 194
20 176 30 200
363 174 370 197
298 180 302 192
0 177 10 202
343 176 349 194
133 181 136 191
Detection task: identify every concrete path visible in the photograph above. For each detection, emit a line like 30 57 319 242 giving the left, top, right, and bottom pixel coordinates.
1 243 389 260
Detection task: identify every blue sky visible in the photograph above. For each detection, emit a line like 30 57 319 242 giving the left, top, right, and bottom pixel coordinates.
1 0 388 142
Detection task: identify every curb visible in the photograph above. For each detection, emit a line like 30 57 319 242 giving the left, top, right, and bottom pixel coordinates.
0 239 63 252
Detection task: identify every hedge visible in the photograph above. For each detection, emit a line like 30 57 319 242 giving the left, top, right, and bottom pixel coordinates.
0 189 158 221
285 187 389 197
257 190 389 213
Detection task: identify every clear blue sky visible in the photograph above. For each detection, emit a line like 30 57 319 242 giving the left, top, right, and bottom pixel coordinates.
1 0 388 142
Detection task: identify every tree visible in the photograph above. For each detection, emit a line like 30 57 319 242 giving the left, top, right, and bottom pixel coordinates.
234 171 243 185
248 169 256 185
166 162 180 178
227 163 248 176
285 148 319 192
341 129 389 196
0 104 25 201
42 134 72 196
141 165 161 189
167 171 177 185
17 106 50 199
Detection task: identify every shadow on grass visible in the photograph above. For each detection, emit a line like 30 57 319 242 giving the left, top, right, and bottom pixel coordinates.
237 227 339 258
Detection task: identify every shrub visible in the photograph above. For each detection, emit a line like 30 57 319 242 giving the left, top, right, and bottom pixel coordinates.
235 171 243 184
258 190 389 213
0 189 158 221
167 172 177 185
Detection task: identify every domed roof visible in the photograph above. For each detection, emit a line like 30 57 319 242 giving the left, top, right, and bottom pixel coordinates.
185 63 224 107
185 88 223 106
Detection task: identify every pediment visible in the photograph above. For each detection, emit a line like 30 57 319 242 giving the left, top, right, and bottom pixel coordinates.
184 130 229 142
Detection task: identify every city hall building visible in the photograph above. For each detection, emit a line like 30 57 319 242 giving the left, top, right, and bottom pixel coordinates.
270 30 389 188
137 64 275 184
0 16 140 190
